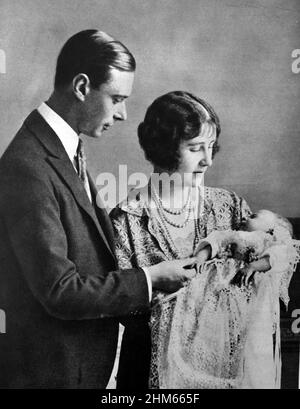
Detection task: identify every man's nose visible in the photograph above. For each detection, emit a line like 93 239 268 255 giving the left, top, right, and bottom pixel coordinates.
114 101 127 121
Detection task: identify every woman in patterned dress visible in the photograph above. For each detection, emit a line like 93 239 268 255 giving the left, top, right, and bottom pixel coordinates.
110 91 296 388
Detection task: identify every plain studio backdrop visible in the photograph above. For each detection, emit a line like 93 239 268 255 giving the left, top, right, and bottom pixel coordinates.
0 0 299 216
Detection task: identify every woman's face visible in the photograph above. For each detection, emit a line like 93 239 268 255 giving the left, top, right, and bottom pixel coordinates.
176 122 216 187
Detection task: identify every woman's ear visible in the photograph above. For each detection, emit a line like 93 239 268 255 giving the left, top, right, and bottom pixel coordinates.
72 73 90 102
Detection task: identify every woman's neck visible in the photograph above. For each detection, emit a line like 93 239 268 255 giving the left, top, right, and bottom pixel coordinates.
150 169 198 209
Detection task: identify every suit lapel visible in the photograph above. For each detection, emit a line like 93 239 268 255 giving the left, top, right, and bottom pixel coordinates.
48 157 115 258
25 110 115 259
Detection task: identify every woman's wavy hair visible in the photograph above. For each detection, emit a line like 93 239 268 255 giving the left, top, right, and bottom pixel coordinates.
138 91 221 171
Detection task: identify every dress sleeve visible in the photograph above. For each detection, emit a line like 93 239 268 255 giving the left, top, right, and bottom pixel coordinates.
110 207 136 269
110 207 153 303
209 188 252 231
241 197 252 219
194 230 234 259
233 195 252 229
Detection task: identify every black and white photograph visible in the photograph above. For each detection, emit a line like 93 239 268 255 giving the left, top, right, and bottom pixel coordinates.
0 0 299 394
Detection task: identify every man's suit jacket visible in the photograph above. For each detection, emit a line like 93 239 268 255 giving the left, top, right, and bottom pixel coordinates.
0 110 149 388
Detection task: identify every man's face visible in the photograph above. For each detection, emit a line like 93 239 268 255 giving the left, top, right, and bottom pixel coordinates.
79 68 134 138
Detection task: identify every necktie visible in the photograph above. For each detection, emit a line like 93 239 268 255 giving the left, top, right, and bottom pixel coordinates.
75 139 92 202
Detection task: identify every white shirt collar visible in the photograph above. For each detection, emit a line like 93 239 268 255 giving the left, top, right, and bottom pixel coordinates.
37 102 79 163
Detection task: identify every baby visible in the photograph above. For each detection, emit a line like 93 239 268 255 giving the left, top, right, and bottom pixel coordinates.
195 209 294 287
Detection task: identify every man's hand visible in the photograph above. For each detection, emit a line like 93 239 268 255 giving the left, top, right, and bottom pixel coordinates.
147 257 197 293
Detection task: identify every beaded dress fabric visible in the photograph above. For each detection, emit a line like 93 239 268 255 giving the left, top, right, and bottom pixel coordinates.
110 184 298 389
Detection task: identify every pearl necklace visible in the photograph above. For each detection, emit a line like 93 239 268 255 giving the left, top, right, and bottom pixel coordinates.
152 186 194 228
152 187 201 258
155 188 192 215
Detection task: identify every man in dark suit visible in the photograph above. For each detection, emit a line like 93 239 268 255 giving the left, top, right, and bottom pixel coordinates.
0 29 196 388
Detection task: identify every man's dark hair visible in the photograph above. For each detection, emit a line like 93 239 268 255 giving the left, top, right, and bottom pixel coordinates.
138 91 221 171
54 29 136 90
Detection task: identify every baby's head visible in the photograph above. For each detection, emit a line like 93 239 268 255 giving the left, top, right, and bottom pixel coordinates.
243 209 293 237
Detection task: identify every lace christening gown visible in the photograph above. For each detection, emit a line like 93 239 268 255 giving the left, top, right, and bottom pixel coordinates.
111 185 299 389
152 228 298 389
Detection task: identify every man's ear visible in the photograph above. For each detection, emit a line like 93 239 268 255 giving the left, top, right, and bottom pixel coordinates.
72 73 90 101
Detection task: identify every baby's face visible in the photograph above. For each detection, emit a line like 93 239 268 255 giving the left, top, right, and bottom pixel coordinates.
244 209 276 232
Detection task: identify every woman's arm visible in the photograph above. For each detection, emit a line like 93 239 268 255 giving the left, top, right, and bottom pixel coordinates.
248 256 271 272
110 207 136 270
194 230 234 259
238 243 296 286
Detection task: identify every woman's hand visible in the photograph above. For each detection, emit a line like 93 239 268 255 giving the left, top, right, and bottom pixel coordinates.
195 246 211 271
232 255 271 287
